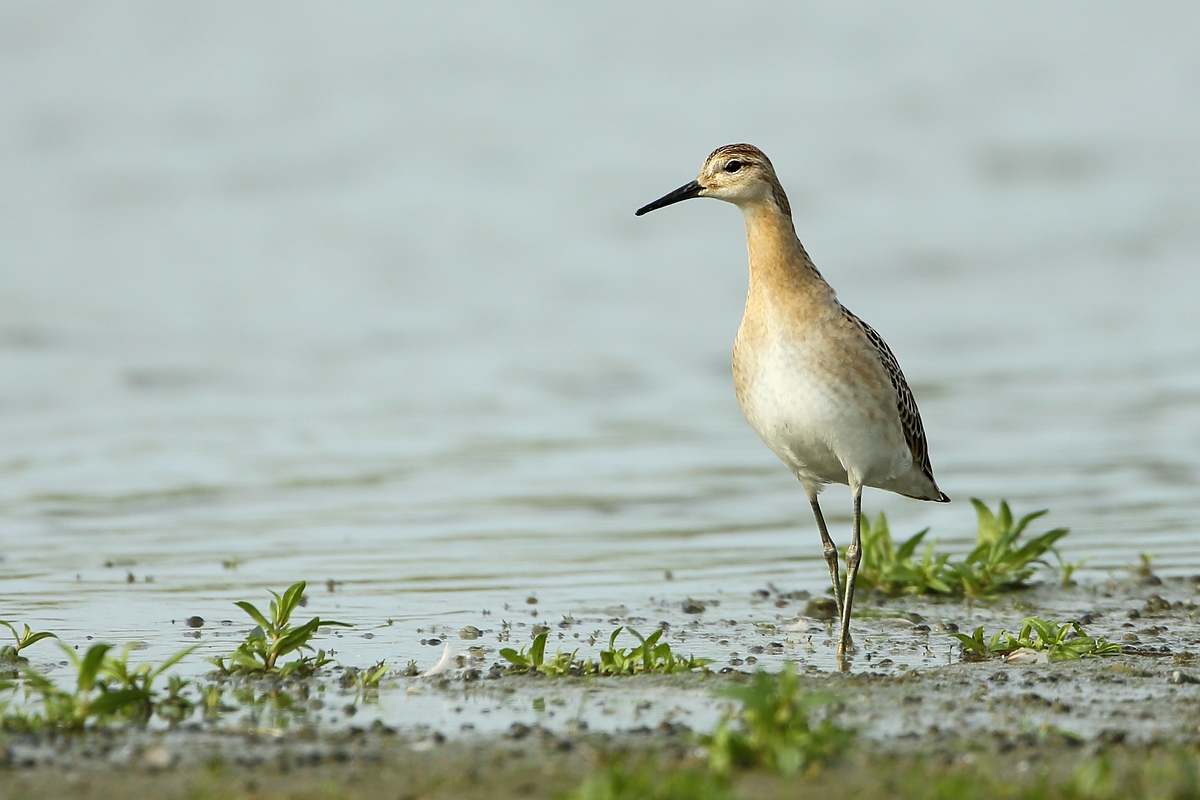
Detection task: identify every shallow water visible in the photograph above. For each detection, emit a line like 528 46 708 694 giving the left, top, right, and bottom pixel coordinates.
2 4 1200 689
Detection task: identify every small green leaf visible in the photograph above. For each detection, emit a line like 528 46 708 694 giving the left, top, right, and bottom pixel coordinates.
234 601 271 631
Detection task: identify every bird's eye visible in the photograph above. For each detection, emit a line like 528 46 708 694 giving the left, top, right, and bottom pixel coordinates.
724 160 743 173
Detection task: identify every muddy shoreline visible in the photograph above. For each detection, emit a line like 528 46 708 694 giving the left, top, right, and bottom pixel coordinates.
4 578 1200 798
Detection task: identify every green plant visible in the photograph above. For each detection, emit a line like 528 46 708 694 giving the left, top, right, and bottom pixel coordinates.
568 757 735 800
499 628 711 676
156 674 195 722
843 500 1069 600
947 500 1068 597
841 513 952 596
1054 551 1087 587
0 621 58 662
98 641 196 720
340 661 388 696
4 641 194 730
208 581 349 678
703 664 853 777
596 627 712 675
951 617 1122 662
499 631 582 675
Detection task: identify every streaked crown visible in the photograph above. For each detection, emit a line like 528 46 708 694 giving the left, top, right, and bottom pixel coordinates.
697 144 791 217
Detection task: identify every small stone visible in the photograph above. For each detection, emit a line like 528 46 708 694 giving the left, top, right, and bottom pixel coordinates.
682 599 706 614
803 597 838 621
459 626 482 640
1126 609 1141 620
1170 671 1199 685
526 596 538 605
903 612 927 624
1144 595 1171 613
141 746 175 771
185 616 204 629
507 722 531 740
932 621 959 633
1004 648 1046 665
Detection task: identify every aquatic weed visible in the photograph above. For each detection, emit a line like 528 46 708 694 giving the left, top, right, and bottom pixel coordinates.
703 664 854 777
950 617 1122 662
340 661 389 700
499 630 580 675
947 499 1069 597
567 756 734 800
597 627 712 675
841 513 952 596
499 628 710 676
3 641 195 730
846 499 1069 599
208 581 350 678
0 620 58 663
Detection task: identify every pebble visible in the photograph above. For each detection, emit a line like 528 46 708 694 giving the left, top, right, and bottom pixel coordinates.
682 599 706 614
802 597 838 621
185 616 204 628
140 745 175 771
1170 671 1199 685
459 626 482 640
1144 595 1172 613
1004 648 1047 665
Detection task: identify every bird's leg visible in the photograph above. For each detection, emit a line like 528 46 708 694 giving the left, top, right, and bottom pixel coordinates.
807 492 843 622
837 485 864 659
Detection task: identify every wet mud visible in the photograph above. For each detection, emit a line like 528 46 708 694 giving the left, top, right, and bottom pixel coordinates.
5 577 1200 797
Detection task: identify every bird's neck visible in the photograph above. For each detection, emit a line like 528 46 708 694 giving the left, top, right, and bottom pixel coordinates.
740 200 836 319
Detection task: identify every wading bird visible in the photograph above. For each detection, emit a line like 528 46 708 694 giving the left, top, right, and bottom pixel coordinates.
636 144 948 660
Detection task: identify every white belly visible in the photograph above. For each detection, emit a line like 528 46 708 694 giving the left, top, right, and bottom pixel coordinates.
734 332 912 493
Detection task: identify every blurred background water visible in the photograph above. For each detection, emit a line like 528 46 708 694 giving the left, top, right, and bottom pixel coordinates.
1 3 1199 675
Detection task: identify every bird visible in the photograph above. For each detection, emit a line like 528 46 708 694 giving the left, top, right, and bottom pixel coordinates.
635 144 948 660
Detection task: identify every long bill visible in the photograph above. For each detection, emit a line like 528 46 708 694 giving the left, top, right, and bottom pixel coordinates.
635 180 703 216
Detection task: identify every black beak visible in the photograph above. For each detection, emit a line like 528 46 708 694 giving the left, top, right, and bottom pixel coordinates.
635 180 703 216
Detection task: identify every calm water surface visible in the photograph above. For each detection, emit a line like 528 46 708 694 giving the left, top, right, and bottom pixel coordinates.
1 4 1199 679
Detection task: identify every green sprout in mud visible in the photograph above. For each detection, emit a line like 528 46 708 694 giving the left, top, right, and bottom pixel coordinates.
209 581 350 678
950 617 1122 662
0 620 58 663
704 664 854 777
340 661 388 698
3 641 195 731
568 758 735 800
841 514 952 596
845 499 1069 599
499 630 578 675
596 627 712 675
499 628 711 676
949 500 1069 596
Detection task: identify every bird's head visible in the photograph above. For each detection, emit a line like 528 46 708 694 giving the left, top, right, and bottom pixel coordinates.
636 144 790 217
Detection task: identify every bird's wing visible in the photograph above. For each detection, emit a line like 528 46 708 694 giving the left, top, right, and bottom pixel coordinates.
841 307 947 501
